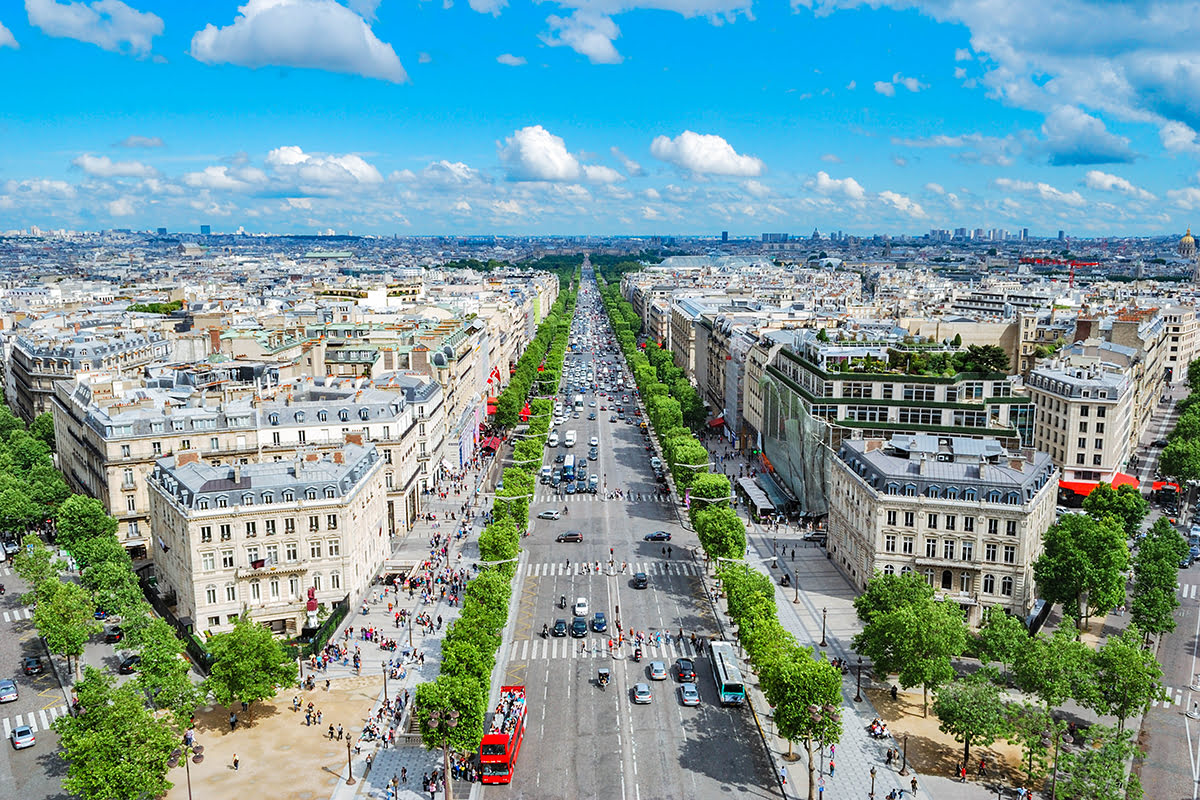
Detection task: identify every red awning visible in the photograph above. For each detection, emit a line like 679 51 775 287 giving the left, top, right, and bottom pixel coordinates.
486 399 498 413
481 436 502 452
1153 481 1180 493
1058 472 1140 497
708 416 725 428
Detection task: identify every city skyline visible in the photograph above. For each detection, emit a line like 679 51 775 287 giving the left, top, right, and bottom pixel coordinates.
3 0 1200 235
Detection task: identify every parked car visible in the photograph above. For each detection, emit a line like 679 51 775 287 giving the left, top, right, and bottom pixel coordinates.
104 626 124 644
10 724 35 750
644 531 671 542
22 657 42 676
1151 439 1170 448
118 654 141 674
0 679 18 703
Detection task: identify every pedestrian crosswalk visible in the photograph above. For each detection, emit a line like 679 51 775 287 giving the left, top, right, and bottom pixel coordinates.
514 635 700 662
1 706 69 738
1 607 33 623
525 561 698 578
1151 687 1184 708
1181 583 1199 600
535 491 670 504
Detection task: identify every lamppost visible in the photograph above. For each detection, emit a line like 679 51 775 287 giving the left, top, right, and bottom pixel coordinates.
869 765 877 798
167 741 204 800
344 727 356 785
428 708 460 800
899 733 910 775
805 704 840 800
854 656 864 702
820 607 828 647
382 662 389 705
1040 726 1073 800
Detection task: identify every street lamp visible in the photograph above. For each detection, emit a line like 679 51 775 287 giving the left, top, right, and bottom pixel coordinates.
805 703 840 800
167 741 204 800
382 662 388 705
870 766 877 798
1040 726 1073 800
428 709 461 800
344 728 356 785
820 607 828 647
899 733 910 775
854 656 864 702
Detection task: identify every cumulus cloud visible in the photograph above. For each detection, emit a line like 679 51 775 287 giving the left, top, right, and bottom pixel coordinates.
873 80 895 97
106 196 136 216
807 170 866 200
875 72 925 96
1161 121 1200 155
1084 170 1154 201
995 177 1086 207
189 0 408 83
954 47 971 61
115 135 163 148
469 0 507 14
264 145 383 190
499 125 582 181
891 132 1022 166
1167 187 1200 210
743 179 770 198
347 0 381 20
649 131 764 177
542 11 622 64
1040 106 1135 166
419 160 486 186
71 153 157 178
583 164 624 183
0 21 17 48
26 0 162 56
820 153 842 163
496 53 526 66
182 165 268 192
879 190 926 218
924 182 945 194
611 147 644 177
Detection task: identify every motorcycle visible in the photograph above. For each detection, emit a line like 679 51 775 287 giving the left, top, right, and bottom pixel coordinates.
633 647 642 663
542 623 549 639
0 583 5 595
560 595 567 610
598 668 610 690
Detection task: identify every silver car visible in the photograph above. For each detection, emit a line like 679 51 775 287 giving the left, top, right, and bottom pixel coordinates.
679 683 700 706
632 683 652 704
10 724 34 749
648 661 667 681
0 679 16 703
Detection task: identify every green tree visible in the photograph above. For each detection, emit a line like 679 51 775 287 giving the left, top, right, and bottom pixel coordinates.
415 674 487 786
853 571 934 626
1130 517 1189 637
12 532 64 593
478 516 520 564
1013 628 1094 712
1187 356 1200 394
56 495 119 554
1056 724 1143 800
669 439 710 489
1082 483 1148 539
976 606 1028 681
1087 625 1166 732
1033 513 1128 628
133 617 202 727
81 557 145 619
852 595 968 716
53 666 179 800
1159 437 1200 483
34 577 102 679
932 673 1012 771
768 653 842 800
203 612 298 715
688 472 733 526
0 486 42 533
1005 702 1054 784
693 505 747 562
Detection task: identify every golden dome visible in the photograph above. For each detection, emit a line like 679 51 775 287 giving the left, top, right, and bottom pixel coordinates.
1184 227 1195 244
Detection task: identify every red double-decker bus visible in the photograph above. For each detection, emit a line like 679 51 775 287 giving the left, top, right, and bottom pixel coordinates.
479 685 527 784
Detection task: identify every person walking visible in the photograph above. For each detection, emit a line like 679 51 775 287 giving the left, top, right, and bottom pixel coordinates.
233 754 239 771
828 759 835 776
911 776 919 795
229 712 238 730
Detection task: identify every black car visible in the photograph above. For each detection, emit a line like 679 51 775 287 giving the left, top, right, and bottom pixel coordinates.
556 530 584 543
554 454 566 464
676 658 696 682
104 626 124 644
633 572 648 589
118 655 141 674
570 617 588 638
21 657 43 676
644 531 671 542
1151 439 1170 448
552 619 567 637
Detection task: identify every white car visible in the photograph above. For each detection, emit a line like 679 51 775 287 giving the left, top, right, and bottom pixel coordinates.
589 436 599 447
679 683 700 706
573 597 589 616
10 724 34 749
0 679 17 703
537 509 562 520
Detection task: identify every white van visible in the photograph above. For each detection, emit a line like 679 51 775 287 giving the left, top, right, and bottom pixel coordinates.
548 431 560 448
540 465 553 483
564 430 577 447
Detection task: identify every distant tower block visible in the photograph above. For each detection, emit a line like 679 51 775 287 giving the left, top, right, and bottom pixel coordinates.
1180 228 1198 282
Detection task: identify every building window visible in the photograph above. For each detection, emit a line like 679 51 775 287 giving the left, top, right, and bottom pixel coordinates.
289 576 299 598
922 569 935 586
964 517 975 533
331 571 341 589
265 520 276 536
245 521 257 538
208 616 220 627
384 449 393 464
988 519 999 535
262 492 273 505
312 573 322 591
305 489 317 501
265 544 278 564
153 442 162 455
982 574 995 594
942 540 955 560
250 580 261 601
286 542 298 561
1006 520 1018 536
925 538 937 558
181 439 191 450
270 579 280 600
285 517 295 533
326 514 338 530
225 584 236 602
945 515 956 531
220 524 231 541
205 586 217 604
309 515 320 532
123 468 135 487
217 496 228 508
202 552 215 571
1001 576 1014 596
1093 454 1102 466
886 510 897 526
961 541 973 561
310 541 322 559
126 495 136 512
121 444 131 458
200 526 212 543
900 565 913 576
927 513 938 530
324 487 336 499
221 550 234 568
882 564 895 575
986 543 998 562
328 540 340 556
884 534 897 552
386 473 394 489
1003 545 1017 564
902 536 914 554
210 437 219 451
904 512 915 527
272 431 281 446
959 573 971 593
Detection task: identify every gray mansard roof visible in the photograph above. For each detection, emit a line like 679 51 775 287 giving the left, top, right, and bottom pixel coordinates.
838 434 1056 504
151 443 379 510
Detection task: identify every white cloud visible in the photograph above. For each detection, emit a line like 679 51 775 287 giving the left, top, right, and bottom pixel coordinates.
924 182 944 194
820 153 842 163
891 155 908 167
878 190 926 218
418 51 432 64
542 11 622 64
892 72 926 92
995 177 1086 207
1161 121 1200 155
845 80 855 90
954 66 967 80
264 145 383 191
954 47 971 61
115 134 163 148
873 80 895 97
496 53 526 66
1040 105 1135 165
1083 170 1154 201
642 188 661 201
611 147 644 177
347 0 380 20
1167 187 1200 210
71 153 157 178
189 0 408 84
182 165 268 192
807 170 866 200
649 130 764 177
641 205 662 220
583 164 624 184
499 125 581 181
469 0 507 14
26 0 162 56
743 179 770 198
891 132 1021 166
420 160 486 186
0 21 17 48
106 196 136 216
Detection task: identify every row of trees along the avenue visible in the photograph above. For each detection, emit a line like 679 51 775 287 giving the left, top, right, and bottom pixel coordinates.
1158 357 1200 484
414 266 578 778
594 263 842 800
854 467 1175 800
3 399 295 800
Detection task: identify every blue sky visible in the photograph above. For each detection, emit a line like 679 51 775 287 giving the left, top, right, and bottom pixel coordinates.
1 0 1198 236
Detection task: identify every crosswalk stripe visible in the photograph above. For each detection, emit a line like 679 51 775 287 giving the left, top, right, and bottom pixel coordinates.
1 718 8 739
39 709 49 729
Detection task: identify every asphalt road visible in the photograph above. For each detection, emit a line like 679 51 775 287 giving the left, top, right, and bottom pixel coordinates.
483 273 776 800
0 562 70 800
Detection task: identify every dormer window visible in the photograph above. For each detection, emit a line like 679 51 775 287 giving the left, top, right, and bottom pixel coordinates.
282 490 295 502
197 498 209 510
305 488 317 501
359 408 370 421
295 411 305 422
269 413 279 425
317 410 328 422
217 496 228 508
324 486 336 499
339 409 350 422
242 493 255 505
